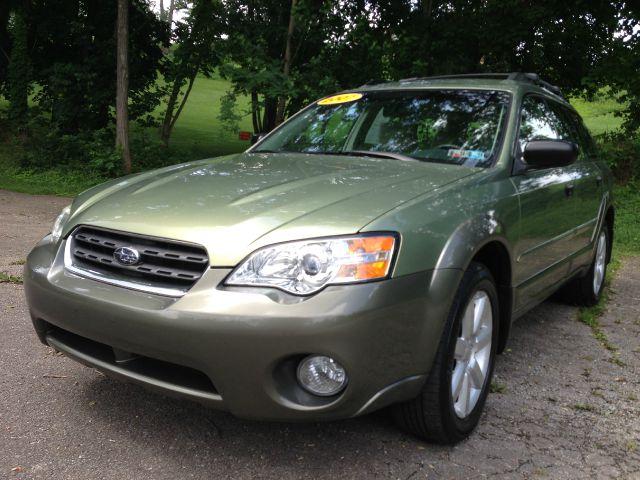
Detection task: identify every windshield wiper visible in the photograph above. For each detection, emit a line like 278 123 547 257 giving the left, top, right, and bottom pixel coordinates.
328 150 419 162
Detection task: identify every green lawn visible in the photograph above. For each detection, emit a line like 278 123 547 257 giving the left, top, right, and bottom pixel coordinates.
570 93 625 135
155 74 253 158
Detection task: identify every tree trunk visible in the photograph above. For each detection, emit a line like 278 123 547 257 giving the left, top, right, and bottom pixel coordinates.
168 0 176 27
275 0 296 126
0 1 11 67
116 0 132 174
160 66 199 147
251 90 262 133
6 7 31 135
422 0 433 19
159 0 165 21
263 96 278 133
160 76 183 146
169 69 197 132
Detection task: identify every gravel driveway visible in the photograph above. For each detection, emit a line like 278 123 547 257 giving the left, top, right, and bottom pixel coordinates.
1 189 639 479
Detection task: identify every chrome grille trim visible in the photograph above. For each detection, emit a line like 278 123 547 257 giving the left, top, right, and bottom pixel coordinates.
63 226 209 297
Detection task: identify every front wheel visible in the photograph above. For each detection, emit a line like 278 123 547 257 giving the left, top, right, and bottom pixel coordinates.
393 262 499 444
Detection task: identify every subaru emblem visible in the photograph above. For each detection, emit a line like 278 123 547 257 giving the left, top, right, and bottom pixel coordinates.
113 246 141 266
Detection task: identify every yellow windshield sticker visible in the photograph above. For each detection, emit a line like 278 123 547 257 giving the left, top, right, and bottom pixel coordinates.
317 93 363 105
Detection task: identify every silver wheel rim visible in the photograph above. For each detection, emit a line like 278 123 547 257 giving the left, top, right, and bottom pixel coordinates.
451 290 493 419
593 231 607 295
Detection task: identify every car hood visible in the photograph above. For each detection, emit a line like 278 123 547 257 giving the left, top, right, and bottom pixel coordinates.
66 152 478 266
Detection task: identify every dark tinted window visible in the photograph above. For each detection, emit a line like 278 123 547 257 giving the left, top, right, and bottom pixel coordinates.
546 101 598 161
256 90 511 168
569 110 598 159
518 96 573 150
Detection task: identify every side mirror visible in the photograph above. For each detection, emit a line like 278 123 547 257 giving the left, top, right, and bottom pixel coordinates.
523 140 578 169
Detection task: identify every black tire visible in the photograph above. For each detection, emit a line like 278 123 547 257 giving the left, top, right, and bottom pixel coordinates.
560 224 610 307
393 262 499 444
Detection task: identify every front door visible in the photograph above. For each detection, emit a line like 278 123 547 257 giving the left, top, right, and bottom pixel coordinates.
511 95 580 312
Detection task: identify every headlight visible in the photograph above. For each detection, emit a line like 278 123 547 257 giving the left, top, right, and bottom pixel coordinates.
226 234 397 295
51 205 71 242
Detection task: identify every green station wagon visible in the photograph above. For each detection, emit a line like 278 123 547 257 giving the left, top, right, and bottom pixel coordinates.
24 73 613 443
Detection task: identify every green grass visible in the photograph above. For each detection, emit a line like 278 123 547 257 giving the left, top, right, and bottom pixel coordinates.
0 143 103 195
0 272 23 284
149 74 253 158
613 182 640 256
576 257 620 348
0 74 254 195
571 402 596 412
490 381 507 394
571 90 626 135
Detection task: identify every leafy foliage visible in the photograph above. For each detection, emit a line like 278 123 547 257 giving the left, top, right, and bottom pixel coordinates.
595 132 640 183
592 3 640 133
4 0 168 134
5 8 30 129
217 0 637 136
159 0 224 145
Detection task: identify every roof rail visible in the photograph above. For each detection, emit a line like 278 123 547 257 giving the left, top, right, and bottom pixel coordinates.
506 72 564 98
396 72 565 98
363 78 390 86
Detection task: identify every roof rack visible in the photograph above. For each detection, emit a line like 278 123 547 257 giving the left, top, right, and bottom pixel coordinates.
396 72 565 98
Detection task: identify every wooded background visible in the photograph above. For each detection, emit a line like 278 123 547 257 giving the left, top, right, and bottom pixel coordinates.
0 0 639 181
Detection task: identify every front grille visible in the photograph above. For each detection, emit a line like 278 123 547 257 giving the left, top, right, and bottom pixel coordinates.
66 226 209 295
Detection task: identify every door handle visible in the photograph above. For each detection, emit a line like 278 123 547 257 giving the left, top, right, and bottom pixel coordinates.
565 184 575 197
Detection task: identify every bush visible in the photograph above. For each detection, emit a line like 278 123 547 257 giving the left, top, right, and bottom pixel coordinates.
16 121 199 180
595 131 640 183
19 125 121 178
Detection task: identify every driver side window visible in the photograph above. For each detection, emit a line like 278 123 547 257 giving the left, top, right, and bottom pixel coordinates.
518 96 572 152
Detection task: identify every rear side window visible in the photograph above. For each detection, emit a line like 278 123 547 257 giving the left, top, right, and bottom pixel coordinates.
546 101 598 161
569 111 598 159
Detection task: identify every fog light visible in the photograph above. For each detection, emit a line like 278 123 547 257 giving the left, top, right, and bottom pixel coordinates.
297 355 348 396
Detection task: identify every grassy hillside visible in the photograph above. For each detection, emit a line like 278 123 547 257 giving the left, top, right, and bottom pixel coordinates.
570 92 625 135
159 75 253 157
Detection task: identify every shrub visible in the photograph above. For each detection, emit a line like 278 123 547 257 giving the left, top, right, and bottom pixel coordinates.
595 131 640 183
16 120 199 180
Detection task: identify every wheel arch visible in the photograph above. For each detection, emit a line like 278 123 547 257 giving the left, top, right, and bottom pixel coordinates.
434 213 514 354
470 240 513 354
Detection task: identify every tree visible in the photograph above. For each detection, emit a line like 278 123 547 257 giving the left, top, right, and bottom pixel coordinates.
6 5 31 131
219 0 353 134
116 0 131 173
594 4 640 132
25 0 167 133
275 0 297 126
0 1 11 93
159 0 224 146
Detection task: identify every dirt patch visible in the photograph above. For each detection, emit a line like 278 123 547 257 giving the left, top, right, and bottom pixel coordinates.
0 189 70 277
0 189 638 479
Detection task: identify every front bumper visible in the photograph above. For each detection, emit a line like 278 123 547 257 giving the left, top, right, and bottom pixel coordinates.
24 236 461 421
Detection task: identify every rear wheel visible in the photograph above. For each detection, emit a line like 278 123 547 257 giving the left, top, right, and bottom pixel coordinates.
561 225 609 307
393 262 499 443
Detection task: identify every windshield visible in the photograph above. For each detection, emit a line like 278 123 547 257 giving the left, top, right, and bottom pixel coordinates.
253 90 511 168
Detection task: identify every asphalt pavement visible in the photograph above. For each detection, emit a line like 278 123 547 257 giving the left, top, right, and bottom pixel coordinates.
1 189 639 479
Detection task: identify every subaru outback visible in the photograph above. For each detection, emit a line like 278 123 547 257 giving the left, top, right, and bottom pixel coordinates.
24 73 613 443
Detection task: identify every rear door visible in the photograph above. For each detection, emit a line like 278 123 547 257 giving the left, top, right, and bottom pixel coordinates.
553 105 604 253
